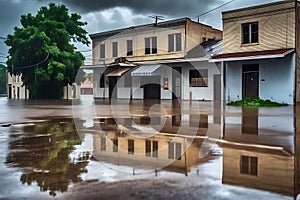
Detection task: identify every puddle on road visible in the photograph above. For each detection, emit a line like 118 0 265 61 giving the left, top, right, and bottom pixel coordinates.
0 106 298 199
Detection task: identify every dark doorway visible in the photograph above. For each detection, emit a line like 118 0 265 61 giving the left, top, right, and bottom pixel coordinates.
17 87 20 99
242 64 259 99
142 76 161 99
108 77 118 99
8 85 12 99
172 67 181 99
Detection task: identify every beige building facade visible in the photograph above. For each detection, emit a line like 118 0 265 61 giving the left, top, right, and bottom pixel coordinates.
86 18 223 100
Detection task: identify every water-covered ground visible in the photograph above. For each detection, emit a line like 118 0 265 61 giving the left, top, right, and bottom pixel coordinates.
0 96 298 199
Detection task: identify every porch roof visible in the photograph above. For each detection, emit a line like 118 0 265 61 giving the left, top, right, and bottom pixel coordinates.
106 67 132 77
131 65 161 76
209 48 294 62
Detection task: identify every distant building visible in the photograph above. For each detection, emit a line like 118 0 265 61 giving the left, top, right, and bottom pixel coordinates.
211 0 300 104
7 72 80 99
7 73 29 99
83 17 222 100
80 74 93 95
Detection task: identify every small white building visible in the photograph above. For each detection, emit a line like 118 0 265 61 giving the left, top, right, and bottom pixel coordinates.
7 73 29 99
7 72 80 99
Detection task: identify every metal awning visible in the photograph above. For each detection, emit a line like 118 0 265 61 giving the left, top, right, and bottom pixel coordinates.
106 67 132 77
209 48 294 62
131 65 161 76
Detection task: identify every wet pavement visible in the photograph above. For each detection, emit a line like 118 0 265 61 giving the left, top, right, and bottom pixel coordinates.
0 96 298 199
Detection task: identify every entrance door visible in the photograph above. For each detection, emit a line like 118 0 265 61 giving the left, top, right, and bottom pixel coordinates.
108 77 118 99
242 64 259 99
172 67 181 99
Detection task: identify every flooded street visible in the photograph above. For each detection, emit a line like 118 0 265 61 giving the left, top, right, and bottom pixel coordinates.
0 96 297 199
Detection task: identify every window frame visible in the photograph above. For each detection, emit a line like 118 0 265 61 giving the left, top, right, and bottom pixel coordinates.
240 155 258 176
242 22 259 44
145 36 157 55
112 42 118 57
127 40 133 56
100 43 105 59
168 33 182 52
189 69 208 87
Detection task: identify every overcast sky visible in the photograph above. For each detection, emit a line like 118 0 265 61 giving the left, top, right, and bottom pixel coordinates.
0 0 280 64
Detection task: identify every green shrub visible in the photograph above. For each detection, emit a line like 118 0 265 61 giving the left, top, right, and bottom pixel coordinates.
227 97 288 107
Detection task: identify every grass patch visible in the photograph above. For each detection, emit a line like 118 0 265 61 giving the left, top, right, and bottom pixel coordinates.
227 97 288 107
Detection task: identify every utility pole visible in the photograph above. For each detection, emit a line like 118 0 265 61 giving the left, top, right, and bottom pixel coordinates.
149 15 165 25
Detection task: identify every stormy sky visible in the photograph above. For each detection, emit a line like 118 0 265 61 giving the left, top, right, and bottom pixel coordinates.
0 0 280 64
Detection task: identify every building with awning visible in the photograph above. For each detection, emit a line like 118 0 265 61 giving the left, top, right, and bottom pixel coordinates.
210 0 300 105
85 17 223 100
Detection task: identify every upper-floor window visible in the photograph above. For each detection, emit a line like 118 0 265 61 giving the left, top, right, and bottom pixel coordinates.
168 142 181 160
127 40 133 56
100 136 106 151
242 22 258 44
100 44 105 58
168 33 182 52
189 69 208 87
112 42 118 57
145 36 157 54
145 140 158 158
112 138 118 152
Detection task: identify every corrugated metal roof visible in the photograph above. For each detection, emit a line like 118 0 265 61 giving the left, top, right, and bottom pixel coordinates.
131 65 161 76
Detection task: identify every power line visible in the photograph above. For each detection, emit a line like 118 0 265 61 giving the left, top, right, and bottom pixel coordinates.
195 0 235 22
12 53 49 70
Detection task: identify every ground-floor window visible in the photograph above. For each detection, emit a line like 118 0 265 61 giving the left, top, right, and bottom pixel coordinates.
189 69 208 87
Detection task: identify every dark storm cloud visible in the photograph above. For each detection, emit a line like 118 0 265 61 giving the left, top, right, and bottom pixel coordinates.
49 0 220 18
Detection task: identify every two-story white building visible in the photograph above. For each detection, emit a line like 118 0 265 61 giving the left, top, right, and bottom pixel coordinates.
211 0 300 105
86 18 222 100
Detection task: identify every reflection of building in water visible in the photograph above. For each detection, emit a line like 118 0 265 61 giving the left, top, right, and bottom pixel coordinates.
91 114 219 174
223 106 297 196
222 145 294 196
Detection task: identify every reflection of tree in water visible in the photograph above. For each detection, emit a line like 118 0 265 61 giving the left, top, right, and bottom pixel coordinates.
6 118 90 196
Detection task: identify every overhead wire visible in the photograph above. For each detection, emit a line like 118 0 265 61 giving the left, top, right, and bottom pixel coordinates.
195 0 235 20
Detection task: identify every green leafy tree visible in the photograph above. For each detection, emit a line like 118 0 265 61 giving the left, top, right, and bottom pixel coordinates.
0 64 6 95
5 3 90 99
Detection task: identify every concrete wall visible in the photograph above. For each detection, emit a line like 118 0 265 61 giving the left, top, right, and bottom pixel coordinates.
225 53 295 104
182 61 221 101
